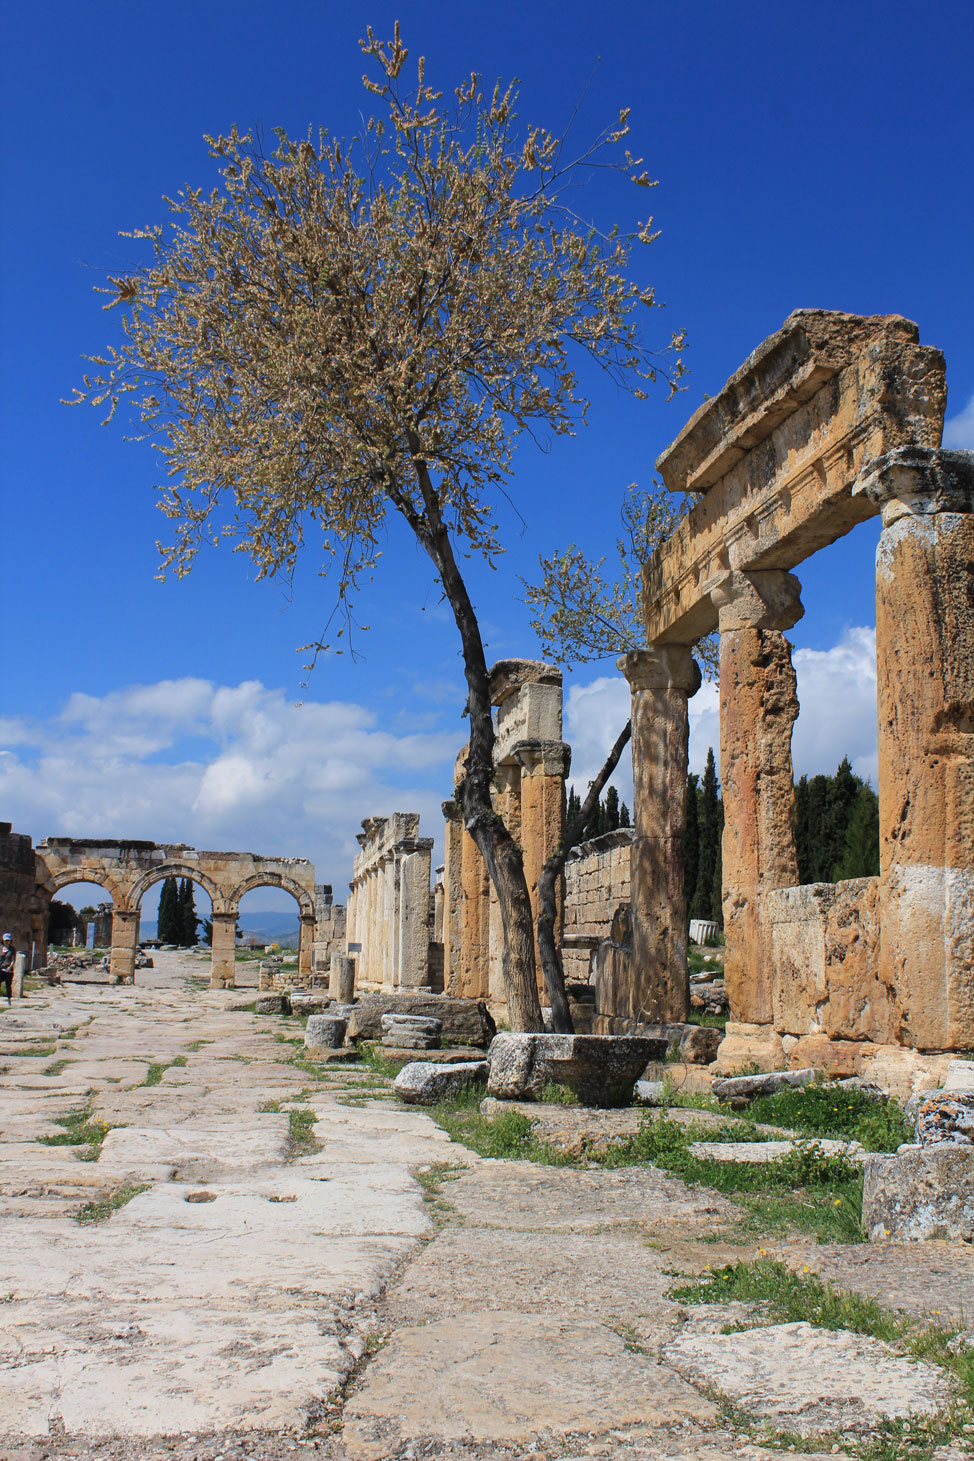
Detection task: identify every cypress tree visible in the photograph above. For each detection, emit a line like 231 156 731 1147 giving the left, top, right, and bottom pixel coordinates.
604 785 620 833
567 787 581 831
834 783 880 880
683 771 699 920
693 748 721 922
618 801 630 828
826 757 860 880
805 774 831 882
157 876 179 943
793 775 811 883
710 793 724 925
178 878 198 946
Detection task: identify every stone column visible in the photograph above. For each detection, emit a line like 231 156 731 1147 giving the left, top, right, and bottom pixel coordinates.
329 953 355 1003
459 823 490 999
12 952 26 999
855 447 974 1049
487 763 521 1005
297 912 315 981
618 646 701 1023
441 801 464 996
515 740 571 987
209 910 238 989
109 908 140 985
706 569 803 1026
397 838 434 989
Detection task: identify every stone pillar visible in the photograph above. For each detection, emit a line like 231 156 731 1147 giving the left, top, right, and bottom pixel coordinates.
109 908 140 985
297 912 315 980
459 821 490 999
329 953 355 1003
441 801 464 996
487 763 521 1004
396 838 434 989
209 910 238 989
12 952 26 999
515 739 571 987
618 646 701 1023
855 447 974 1049
706 569 803 1026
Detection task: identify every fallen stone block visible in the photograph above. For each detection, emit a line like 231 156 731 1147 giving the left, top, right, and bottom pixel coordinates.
289 993 333 1016
382 1031 440 1051
915 1092 974 1147
711 1067 824 1101
348 993 495 1047
943 1059 974 1094
255 994 288 1015
634 1079 666 1104
679 1025 723 1065
380 1014 442 1036
393 1060 488 1104
689 1138 865 1164
305 1015 347 1050
862 1146 974 1241
487 1033 664 1107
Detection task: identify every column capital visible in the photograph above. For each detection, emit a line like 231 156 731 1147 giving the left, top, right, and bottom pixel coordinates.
853 447 974 526
617 645 701 696
704 569 803 632
513 738 572 778
441 799 462 822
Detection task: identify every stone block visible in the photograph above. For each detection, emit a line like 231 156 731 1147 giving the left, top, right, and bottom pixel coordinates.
304 1014 347 1050
862 1147 974 1241
382 1031 440 1051
254 994 287 1015
789 1035 864 1076
858 1045 956 1104
289 993 333 1016
487 1033 660 1108
943 1060 974 1094
393 1060 489 1104
711 1067 824 1101
711 1021 786 1075
680 1025 723 1065
380 1014 442 1036
915 1092 974 1147
347 993 495 1047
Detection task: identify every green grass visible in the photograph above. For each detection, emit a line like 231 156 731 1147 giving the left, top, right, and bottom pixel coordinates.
413 1161 467 1225
430 1096 864 1242
43 1058 74 1076
186 1039 211 1052
38 1107 117 1161
285 1108 321 1159
669 1257 974 1459
687 1010 728 1030
75 1183 149 1225
358 1042 412 1078
5 1042 57 1059
141 1055 189 1086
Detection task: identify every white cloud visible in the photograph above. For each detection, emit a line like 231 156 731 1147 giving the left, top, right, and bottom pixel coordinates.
0 678 458 895
563 625 879 805
943 392 974 450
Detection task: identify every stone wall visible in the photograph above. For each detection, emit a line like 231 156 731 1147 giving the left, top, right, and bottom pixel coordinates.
346 813 433 991
0 823 36 959
562 829 633 985
312 884 346 984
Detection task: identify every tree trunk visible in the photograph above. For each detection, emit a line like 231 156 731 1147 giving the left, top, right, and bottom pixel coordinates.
537 719 633 1033
405 460 544 1032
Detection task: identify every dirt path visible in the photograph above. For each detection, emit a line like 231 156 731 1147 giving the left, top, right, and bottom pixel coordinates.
0 961 967 1461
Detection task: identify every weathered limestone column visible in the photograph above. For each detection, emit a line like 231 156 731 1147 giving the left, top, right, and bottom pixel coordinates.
209 910 238 989
487 763 522 1004
329 953 355 1003
12 952 26 999
459 823 490 999
441 800 464 996
515 739 571 986
396 837 434 989
297 912 315 980
855 447 974 1049
109 908 140 985
618 646 701 1022
707 569 803 1026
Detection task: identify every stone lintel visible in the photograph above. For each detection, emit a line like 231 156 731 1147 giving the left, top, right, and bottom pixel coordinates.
618 646 701 696
705 569 804 632
854 447 974 525
488 658 561 707
397 838 435 855
513 739 572 778
656 311 921 496
642 312 946 645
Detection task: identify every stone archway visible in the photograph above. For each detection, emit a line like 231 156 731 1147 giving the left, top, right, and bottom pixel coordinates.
227 873 316 985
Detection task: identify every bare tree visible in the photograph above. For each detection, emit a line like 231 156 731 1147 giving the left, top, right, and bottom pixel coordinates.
70 25 684 1030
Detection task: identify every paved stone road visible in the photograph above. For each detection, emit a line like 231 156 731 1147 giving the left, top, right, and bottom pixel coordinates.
0 953 969 1461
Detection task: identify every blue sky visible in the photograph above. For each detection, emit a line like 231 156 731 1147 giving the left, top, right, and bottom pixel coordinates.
2 1 972 912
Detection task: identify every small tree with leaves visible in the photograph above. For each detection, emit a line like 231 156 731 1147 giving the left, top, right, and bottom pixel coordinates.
157 877 180 943
72 26 685 1032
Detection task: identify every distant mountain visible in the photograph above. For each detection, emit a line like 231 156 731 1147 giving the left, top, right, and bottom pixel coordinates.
140 909 300 945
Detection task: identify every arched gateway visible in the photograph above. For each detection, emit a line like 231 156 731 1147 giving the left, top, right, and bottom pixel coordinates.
34 839 316 987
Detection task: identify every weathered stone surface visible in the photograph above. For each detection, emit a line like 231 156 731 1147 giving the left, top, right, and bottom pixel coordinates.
689 1138 864 1164
943 1059 974 1094
863 1146 974 1241
915 1092 974 1147
680 1025 723 1064
393 1060 488 1105
346 813 433 992
304 1014 347 1050
711 1066 823 1100
254 993 287 1014
382 1030 440 1050
380 1013 442 1036
663 1321 953 1437
288 992 332 1015
711 1020 786 1075
487 1032 662 1107
562 830 632 986
859 1045 956 1103
348 992 495 1047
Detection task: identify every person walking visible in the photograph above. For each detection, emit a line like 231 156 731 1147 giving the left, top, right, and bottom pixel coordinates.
0 933 15 1006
